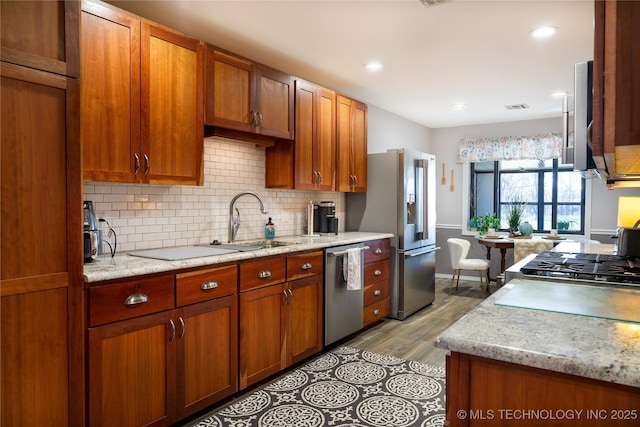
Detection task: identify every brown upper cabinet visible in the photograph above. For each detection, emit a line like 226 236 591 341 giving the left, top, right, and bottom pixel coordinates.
81 0 204 185
265 79 336 190
205 47 294 142
336 95 368 192
592 0 640 186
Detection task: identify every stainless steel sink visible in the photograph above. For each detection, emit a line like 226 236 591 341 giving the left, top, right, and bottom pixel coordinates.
200 240 298 252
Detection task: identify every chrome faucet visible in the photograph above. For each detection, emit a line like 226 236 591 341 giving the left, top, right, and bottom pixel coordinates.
228 191 269 243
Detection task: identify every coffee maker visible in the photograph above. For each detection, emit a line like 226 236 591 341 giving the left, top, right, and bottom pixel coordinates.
83 201 101 262
313 201 338 236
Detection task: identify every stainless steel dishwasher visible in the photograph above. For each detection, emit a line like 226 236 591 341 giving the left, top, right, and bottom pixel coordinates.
324 243 366 346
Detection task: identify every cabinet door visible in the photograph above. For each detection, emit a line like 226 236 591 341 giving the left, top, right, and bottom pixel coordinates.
315 86 336 191
294 80 336 191
142 23 204 185
0 0 79 77
205 48 254 132
1 288 70 426
81 2 141 182
255 64 294 139
239 284 286 388
337 95 368 192
176 295 238 419
88 311 176 427
287 275 323 366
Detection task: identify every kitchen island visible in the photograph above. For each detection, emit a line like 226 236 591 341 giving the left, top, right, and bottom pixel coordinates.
436 278 640 426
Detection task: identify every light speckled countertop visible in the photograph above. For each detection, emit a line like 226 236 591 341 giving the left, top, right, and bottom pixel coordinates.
436 278 640 389
84 232 394 283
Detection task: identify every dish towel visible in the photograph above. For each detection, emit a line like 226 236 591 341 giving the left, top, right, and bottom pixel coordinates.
343 248 362 290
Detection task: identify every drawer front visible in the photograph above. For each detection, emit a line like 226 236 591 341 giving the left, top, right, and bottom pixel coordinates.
364 239 391 263
364 259 390 286
239 256 286 292
286 251 323 281
364 280 390 306
364 297 390 326
89 275 175 326
176 264 237 306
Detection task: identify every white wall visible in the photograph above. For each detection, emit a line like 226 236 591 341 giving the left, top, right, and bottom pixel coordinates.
367 104 433 153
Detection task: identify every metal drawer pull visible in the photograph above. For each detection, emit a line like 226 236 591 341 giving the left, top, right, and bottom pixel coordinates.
374 289 381 296
124 293 148 306
301 262 312 270
258 270 272 279
179 316 185 339
201 281 218 290
374 269 382 276
374 248 382 254
169 319 176 342
373 309 380 315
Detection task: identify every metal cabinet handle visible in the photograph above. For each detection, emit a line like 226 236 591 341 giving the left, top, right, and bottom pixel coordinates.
374 289 381 296
374 269 382 276
317 171 322 184
179 316 185 339
143 154 150 177
257 111 263 127
169 319 176 342
124 293 148 306
201 280 218 290
287 288 293 304
312 171 318 184
134 153 140 176
353 175 357 186
373 309 380 315
258 270 272 279
301 262 312 270
374 248 382 254
282 289 288 305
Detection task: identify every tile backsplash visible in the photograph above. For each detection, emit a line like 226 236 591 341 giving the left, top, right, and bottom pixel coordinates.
84 137 345 253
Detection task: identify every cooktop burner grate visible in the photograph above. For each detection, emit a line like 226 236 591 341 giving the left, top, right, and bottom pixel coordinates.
521 252 640 284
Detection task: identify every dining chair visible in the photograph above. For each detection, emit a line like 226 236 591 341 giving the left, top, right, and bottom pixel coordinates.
447 238 491 297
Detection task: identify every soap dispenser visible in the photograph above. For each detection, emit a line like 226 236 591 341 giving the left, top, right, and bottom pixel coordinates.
265 217 275 240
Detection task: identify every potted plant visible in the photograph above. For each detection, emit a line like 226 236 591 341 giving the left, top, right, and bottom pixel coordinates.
506 201 526 237
472 213 501 235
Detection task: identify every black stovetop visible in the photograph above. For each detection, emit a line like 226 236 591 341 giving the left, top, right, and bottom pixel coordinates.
520 251 640 284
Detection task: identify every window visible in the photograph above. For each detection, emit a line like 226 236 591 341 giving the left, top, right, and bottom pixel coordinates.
470 159 585 234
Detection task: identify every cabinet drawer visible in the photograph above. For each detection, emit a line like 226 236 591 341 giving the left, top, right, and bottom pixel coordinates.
364 259 390 286
176 264 237 306
364 280 390 306
364 239 391 263
89 275 175 326
286 251 323 281
364 297 390 326
239 256 286 292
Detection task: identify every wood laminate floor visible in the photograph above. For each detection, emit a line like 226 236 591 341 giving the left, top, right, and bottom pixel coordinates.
345 276 487 367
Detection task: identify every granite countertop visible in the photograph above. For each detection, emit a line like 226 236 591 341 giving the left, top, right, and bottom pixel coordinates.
435 278 640 389
84 232 394 283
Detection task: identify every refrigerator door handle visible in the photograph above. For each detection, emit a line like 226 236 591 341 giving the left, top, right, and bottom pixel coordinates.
415 159 428 240
404 247 440 258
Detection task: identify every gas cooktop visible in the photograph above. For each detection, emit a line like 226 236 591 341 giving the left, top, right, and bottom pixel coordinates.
520 251 640 285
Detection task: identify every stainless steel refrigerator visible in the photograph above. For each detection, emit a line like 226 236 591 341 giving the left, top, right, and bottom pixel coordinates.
346 148 438 320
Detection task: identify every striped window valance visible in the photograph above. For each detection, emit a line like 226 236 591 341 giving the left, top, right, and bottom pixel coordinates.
457 133 563 163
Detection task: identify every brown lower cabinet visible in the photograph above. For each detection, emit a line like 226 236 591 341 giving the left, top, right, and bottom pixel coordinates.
446 352 640 427
239 252 323 388
88 270 238 427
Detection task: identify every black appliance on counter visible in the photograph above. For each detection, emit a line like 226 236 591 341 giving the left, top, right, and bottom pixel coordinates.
313 201 338 236
83 201 100 262
520 251 640 286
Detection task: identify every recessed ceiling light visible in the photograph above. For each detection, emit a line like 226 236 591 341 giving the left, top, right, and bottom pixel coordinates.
364 62 383 71
529 26 558 39
451 103 466 111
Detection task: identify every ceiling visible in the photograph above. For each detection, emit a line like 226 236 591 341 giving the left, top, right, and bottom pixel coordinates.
108 0 594 129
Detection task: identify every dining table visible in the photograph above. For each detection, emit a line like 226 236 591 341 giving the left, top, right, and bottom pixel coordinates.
475 235 563 282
